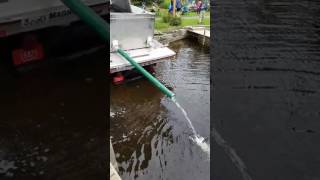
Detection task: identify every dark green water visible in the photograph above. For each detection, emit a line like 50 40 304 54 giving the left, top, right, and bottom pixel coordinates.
213 0 320 179
110 39 210 180
0 49 106 179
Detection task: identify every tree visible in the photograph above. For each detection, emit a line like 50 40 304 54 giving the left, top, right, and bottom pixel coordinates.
173 0 176 16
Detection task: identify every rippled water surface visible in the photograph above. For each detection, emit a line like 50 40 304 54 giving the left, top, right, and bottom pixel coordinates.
110 39 210 180
0 49 106 179
213 0 320 179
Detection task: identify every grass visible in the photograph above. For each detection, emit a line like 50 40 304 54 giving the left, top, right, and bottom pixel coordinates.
154 6 210 32
181 11 210 17
181 18 210 26
155 16 210 32
155 8 210 17
155 20 170 31
155 8 169 17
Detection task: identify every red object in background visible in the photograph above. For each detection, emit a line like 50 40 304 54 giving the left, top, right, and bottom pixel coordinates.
12 35 44 66
113 73 125 84
12 44 44 66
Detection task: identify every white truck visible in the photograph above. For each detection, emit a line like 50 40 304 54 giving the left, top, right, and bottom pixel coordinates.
0 0 108 66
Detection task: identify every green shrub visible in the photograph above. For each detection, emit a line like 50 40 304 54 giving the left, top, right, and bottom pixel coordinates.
162 14 172 23
131 0 142 6
160 0 171 9
169 16 182 26
132 0 160 6
157 0 165 6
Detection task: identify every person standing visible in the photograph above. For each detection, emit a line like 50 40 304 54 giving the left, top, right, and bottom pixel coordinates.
198 0 205 24
196 0 202 14
169 0 174 14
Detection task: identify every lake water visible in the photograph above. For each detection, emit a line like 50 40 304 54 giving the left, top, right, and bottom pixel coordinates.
212 0 320 179
0 49 107 179
110 38 210 180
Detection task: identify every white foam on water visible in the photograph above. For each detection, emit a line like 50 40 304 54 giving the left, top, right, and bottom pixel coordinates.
171 98 210 157
110 111 115 118
171 97 252 179
0 160 17 174
192 135 210 156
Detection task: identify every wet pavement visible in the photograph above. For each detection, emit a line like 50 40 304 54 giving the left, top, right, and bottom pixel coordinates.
212 0 320 179
0 49 107 180
110 38 210 180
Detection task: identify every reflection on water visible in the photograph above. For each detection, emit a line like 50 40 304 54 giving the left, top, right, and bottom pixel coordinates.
0 49 106 179
110 39 210 180
213 0 320 179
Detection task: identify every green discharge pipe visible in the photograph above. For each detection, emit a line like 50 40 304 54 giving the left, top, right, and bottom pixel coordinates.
117 48 175 98
62 0 174 98
61 0 109 41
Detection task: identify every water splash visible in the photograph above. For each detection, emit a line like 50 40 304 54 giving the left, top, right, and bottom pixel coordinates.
0 160 17 176
171 97 251 179
171 97 210 157
192 135 210 156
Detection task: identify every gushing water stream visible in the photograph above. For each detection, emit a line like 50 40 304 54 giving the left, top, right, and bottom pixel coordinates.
171 97 210 157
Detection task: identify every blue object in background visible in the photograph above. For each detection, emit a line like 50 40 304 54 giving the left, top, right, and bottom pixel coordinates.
176 0 182 9
182 5 189 13
168 0 182 13
168 4 172 12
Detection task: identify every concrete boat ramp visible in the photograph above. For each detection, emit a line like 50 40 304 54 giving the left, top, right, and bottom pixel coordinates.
189 28 210 37
187 26 210 46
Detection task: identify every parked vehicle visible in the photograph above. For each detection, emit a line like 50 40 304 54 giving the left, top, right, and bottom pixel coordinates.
0 0 108 67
